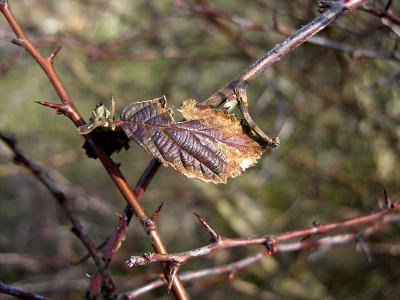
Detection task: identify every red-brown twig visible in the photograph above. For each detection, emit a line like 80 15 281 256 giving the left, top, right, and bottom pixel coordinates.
125 202 399 268
87 159 161 295
0 1 188 299
120 210 400 299
0 133 114 290
0 281 49 300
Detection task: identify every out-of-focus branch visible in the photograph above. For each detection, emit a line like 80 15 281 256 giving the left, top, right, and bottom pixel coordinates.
0 133 114 291
0 281 49 300
88 14 174 60
176 0 400 62
0 2 188 299
362 2 400 37
126 202 399 268
191 0 254 57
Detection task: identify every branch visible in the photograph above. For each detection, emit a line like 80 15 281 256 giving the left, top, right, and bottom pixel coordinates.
0 2 188 299
126 202 399 268
202 0 368 108
120 211 400 299
0 0 375 298
85 0 375 288
87 159 161 295
0 133 114 291
0 281 49 300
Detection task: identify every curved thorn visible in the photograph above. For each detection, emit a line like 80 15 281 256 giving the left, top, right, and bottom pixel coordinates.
35 100 68 113
167 263 181 292
48 46 62 63
151 202 164 223
194 213 220 242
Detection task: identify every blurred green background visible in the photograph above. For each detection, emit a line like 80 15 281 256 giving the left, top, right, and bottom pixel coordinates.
0 0 399 299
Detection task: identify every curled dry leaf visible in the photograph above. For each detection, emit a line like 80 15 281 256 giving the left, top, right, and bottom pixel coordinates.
120 96 267 184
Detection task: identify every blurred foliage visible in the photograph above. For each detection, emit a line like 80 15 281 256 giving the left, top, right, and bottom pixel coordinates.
0 0 400 299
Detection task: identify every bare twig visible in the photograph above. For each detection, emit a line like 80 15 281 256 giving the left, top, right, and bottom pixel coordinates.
0 2 188 299
126 202 399 268
120 212 400 299
0 281 49 300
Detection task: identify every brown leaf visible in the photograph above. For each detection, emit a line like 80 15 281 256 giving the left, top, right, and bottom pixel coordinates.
120 97 265 184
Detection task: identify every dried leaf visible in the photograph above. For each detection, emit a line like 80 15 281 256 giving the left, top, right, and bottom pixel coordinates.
120 97 265 184
82 126 130 159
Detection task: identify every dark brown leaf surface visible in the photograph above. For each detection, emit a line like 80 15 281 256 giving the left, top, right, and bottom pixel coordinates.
120 97 265 184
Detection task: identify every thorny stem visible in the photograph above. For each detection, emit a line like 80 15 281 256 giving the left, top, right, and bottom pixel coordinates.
80 158 160 296
0 1 188 299
120 214 400 299
103 2 371 283
125 203 399 267
0 0 375 298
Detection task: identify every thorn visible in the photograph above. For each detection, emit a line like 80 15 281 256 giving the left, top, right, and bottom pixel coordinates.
151 202 164 223
48 47 62 64
167 262 180 292
35 100 68 114
194 213 220 242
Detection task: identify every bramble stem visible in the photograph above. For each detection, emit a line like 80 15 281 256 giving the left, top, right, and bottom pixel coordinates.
0 1 188 299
